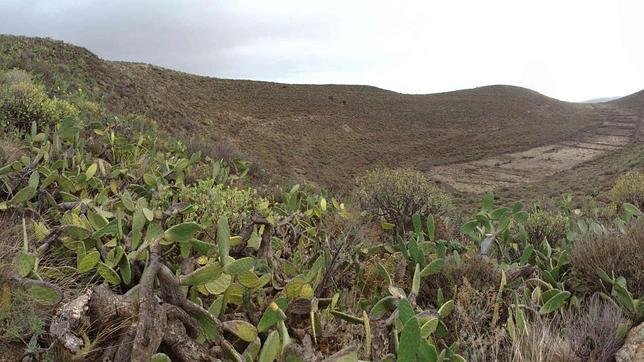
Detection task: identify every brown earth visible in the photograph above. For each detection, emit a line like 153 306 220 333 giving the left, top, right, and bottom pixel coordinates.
1 34 643 193
431 107 642 193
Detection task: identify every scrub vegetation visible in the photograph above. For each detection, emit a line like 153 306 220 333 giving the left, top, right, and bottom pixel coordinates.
0 35 643 361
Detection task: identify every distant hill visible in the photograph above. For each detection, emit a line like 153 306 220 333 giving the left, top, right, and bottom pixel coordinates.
1 34 640 188
581 96 621 103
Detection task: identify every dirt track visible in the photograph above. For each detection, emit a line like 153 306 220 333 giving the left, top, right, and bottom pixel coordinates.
430 107 642 193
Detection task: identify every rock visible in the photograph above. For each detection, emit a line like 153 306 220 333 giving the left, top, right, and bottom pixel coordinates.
616 322 644 362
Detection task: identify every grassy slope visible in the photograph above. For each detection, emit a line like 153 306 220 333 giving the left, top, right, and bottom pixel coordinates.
0 34 608 190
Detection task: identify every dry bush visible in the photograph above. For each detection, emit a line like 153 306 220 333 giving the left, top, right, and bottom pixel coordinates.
563 296 628 362
449 280 507 361
245 155 271 185
570 220 644 296
430 256 501 295
184 136 244 163
510 317 578 362
361 252 408 297
448 257 501 291
609 171 644 209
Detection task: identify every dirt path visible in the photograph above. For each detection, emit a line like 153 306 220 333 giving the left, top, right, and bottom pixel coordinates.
430 108 641 193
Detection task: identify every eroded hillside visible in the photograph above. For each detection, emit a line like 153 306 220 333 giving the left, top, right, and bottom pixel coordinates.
0 34 618 189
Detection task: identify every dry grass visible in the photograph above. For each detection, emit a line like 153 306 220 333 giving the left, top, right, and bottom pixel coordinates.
183 136 244 164
563 296 628 361
510 317 579 362
449 280 507 361
570 219 644 296
0 137 23 166
0 212 23 281
444 256 501 292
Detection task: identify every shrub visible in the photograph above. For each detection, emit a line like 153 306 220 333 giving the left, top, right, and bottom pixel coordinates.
361 252 408 296
443 256 501 291
0 68 32 85
609 172 644 209
183 136 244 163
570 219 644 296
0 81 79 131
449 279 507 360
182 179 271 233
524 209 568 245
354 168 452 231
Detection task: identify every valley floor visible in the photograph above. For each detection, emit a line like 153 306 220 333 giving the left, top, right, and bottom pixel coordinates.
431 105 642 193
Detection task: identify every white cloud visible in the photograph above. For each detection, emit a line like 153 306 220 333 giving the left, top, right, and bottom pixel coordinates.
0 0 642 101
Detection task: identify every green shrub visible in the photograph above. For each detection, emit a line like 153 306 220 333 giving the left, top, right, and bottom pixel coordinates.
524 209 568 245
0 81 79 131
609 171 644 209
570 219 644 296
182 179 271 233
354 168 452 231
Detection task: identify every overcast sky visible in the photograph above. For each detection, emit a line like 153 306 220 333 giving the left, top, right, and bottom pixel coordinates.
1 0 643 102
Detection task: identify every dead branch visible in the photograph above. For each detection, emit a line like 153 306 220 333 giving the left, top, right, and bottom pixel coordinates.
131 243 166 361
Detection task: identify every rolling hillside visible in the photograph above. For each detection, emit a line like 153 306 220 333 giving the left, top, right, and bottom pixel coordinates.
1 34 640 190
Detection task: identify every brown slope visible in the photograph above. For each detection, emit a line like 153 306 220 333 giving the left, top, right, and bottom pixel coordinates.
612 90 644 113
0 34 609 189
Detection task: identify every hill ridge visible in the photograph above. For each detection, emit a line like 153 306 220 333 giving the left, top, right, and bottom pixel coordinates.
1 33 641 189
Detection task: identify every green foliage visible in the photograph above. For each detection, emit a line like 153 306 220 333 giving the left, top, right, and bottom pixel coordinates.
0 78 80 131
609 171 644 209
355 168 452 231
182 179 271 233
368 269 464 361
596 268 643 321
524 209 568 245
461 192 529 262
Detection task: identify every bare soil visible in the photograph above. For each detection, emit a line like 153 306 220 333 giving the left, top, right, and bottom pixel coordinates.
431 107 641 193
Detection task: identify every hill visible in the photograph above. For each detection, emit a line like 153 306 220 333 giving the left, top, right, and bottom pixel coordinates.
612 89 644 113
0 34 619 189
